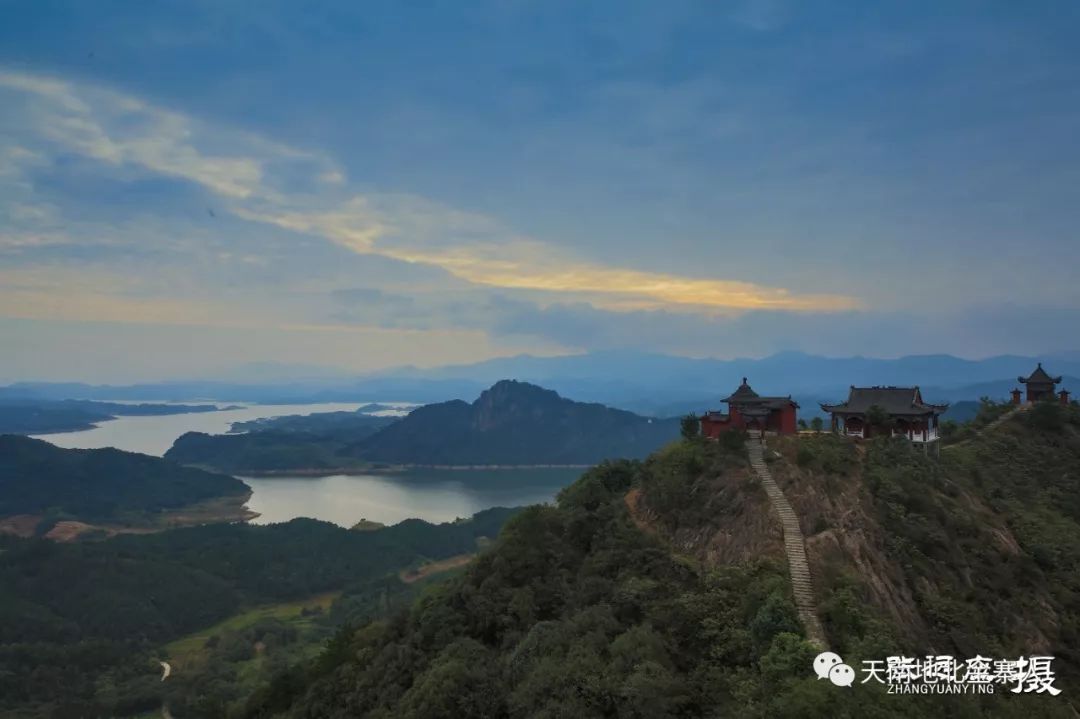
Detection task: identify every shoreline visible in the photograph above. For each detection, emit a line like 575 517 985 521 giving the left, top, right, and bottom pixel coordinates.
0 492 259 542
235 463 592 477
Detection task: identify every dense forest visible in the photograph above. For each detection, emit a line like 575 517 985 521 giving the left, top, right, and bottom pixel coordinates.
0 435 248 524
0 507 517 717
240 402 1080 718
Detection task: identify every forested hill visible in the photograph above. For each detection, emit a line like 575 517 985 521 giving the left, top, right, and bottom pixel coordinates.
0 434 249 524
0 508 519 717
345 379 681 465
165 412 396 473
245 401 1080 718
0 398 224 435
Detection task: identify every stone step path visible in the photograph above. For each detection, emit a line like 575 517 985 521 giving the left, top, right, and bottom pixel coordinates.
944 404 1028 451
747 432 828 649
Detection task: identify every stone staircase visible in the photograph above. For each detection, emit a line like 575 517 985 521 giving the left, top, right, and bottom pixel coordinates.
747 432 828 648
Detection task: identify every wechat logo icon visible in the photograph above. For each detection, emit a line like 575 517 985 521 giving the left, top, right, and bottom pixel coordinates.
814 651 855 687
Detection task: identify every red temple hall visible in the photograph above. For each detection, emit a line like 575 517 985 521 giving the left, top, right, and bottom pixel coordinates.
700 378 799 436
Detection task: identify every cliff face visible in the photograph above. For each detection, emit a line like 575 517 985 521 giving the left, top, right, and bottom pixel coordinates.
626 441 785 567
470 380 564 431
622 410 1080 694
768 406 1080 667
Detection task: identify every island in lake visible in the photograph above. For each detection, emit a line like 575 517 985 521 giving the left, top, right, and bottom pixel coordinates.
165 380 682 474
0 396 229 435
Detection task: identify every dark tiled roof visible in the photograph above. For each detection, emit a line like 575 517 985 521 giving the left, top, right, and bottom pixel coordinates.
757 396 800 410
722 378 799 409
1018 363 1062 385
820 386 948 416
723 377 759 403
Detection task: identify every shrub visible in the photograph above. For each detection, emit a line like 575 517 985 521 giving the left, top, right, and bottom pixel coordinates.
718 429 748 454
680 413 700 440
1027 401 1065 432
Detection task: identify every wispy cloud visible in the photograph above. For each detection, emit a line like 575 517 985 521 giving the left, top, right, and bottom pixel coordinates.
0 67 859 316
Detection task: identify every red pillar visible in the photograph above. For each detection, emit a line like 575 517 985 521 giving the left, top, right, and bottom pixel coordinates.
1011 388 1022 405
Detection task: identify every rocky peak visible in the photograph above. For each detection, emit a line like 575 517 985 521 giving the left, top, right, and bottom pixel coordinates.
471 380 565 430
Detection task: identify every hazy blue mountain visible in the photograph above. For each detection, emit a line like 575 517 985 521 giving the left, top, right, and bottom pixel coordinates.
5 352 1078 414
943 401 981 423
0 378 487 405
925 376 1080 403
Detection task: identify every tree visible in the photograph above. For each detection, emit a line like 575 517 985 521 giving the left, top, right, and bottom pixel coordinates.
865 404 892 434
797 419 808 431
680 413 700 441
939 419 959 439
810 417 824 433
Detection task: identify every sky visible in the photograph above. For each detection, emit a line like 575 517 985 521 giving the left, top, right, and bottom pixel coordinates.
1 1 1079 382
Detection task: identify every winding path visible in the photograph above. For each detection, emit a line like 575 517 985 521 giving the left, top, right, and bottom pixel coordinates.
747 432 828 649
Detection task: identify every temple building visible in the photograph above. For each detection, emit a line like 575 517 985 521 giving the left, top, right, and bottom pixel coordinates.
1012 363 1070 405
700 378 799 437
820 386 948 443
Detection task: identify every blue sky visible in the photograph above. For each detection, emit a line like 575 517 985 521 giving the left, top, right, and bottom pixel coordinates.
1 1 1079 381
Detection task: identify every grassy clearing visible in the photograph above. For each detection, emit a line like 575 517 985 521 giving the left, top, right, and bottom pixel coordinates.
399 553 475 583
165 591 340 669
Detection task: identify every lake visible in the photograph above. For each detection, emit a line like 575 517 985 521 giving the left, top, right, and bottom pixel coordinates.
242 468 582 527
31 403 584 525
31 402 376 457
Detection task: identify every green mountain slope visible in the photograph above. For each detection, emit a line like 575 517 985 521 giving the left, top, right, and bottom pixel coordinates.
0 434 249 523
345 380 681 466
246 404 1080 718
0 508 519 717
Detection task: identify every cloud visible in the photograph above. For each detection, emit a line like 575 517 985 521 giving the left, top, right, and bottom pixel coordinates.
482 298 1080 359
324 283 1080 360
0 67 859 317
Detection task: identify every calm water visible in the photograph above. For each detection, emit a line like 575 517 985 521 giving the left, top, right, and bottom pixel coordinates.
242 468 582 527
31 404 583 525
31 402 377 456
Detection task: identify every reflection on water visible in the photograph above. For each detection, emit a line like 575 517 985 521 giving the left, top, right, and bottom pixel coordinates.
242 468 583 527
30 403 374 457
29 404 585 527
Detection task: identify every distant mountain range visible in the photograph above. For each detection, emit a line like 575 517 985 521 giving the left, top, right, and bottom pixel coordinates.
4 351 1078 417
